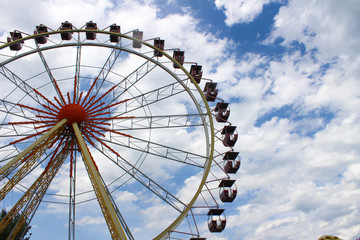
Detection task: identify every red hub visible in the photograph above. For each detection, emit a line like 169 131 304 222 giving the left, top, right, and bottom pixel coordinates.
58 103 86 126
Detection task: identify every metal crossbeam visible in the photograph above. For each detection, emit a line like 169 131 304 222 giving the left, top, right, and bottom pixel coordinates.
0 65 43 105
111 79 190 117
35 43 65 104
111 114 205 131
89 42 123 100
105 135 206 168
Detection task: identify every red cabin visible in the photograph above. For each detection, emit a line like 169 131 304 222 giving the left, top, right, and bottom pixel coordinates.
223 151 241 174
34 24 49 44
219 179 237 203
60 21 73 40
109 24 120 43
132 30 143 48
173 50 185 68
207 209 226 233
203 82 218 102
154 39 165 57
215 102 230 122
221 125 238 147
190 65 202 83
85 21 97 40
7 31 24 51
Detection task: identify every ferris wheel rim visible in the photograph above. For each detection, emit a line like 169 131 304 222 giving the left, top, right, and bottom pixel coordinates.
0 27 216 239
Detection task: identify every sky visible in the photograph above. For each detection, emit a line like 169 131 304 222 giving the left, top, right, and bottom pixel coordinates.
0 0 360 240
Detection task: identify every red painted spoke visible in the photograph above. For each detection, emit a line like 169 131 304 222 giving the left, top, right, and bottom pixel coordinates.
77 92 84 105
54 96 63 107
67 92 71 104
87 123 132 138
84 84 117 111
84 125 106 138
86 102 106 115
82 95 96 109
8 120 57 125
86 99 129 116
84 120 111 126
87 111 111 118
17 103 57 118
44 136 68 173
90 116 135 121
34 123 57 130
81 77 98 106
36 115 58 120
9 128 50 145
32 88 60 111
52 78 66 105
83 128 123 159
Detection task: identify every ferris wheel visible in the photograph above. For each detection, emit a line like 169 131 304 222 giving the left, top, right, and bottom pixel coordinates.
0 21 241 240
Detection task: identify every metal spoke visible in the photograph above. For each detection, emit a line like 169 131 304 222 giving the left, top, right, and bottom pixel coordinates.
90 139 187 213
110 113 206 131
98 56 158 108
104 135 207 168
0 65 44 105
112 79 190 117
74 33 81 102
35 43 65 104
88 41 123 100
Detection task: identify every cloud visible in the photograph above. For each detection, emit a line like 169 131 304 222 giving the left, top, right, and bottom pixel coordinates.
214 0 278 25
77 215 105 225
267 0 360 62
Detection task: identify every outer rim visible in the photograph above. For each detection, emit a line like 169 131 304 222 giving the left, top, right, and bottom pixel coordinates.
1 28 215 239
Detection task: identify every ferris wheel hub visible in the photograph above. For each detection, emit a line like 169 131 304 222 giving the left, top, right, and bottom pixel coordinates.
58 103 86 126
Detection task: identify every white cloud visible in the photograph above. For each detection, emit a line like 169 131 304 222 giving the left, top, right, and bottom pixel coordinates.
215 0 278 25
268 0 360 62
77 215 105 225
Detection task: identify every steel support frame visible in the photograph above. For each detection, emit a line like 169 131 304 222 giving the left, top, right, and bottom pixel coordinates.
72 122 128 240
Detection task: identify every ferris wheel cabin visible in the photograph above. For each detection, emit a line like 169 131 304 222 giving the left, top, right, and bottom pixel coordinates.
190 65 203 83
223 151 241 174
207 209 226 233
109 24 121 43
215 102 230 123
34 24 49 44
60 21 73 40
7 31 24 51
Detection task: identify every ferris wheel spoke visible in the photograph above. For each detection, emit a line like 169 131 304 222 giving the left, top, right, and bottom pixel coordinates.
35 43 65 104
112 79 189 117
0 65 46 105
87 136 187 213
103 135 207 168
74 35 81 102
100 56 158 106
110 113 206 131
86 42 123 101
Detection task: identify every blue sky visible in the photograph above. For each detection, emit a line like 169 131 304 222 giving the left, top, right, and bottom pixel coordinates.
0 0 360 239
